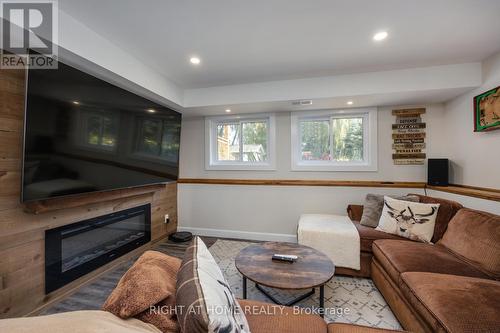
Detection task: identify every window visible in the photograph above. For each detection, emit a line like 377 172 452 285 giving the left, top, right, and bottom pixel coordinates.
206 114 276 170
80 111 117 150
135 117 181 163
291 108 377 171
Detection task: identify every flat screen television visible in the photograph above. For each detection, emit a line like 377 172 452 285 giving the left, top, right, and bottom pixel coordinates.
22 59 181 202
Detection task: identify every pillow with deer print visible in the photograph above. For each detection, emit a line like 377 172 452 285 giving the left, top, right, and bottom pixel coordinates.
376 196 440 243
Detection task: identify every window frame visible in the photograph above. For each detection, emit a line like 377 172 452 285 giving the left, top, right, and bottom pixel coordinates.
205 113 276 170
291 108 378 171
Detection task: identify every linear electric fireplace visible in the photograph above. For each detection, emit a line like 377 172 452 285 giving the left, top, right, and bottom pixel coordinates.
45 204 151 293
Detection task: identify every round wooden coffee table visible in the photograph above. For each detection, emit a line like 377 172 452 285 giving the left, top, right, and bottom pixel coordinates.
235 242 334 316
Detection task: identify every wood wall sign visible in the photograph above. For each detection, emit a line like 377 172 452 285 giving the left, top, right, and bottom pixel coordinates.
474 86 500 132
392 108 426 165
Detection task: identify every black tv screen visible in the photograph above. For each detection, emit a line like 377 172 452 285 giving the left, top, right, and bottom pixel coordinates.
22 59 181 202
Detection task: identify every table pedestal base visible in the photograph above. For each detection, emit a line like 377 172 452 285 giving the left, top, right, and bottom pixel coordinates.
242 277 325 317
256 283 316 306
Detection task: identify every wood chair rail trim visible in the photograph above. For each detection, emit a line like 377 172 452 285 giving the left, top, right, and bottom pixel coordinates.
178 178 426 188
178 178 500 202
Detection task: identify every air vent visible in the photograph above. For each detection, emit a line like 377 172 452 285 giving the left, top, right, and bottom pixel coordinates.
292 100 313 106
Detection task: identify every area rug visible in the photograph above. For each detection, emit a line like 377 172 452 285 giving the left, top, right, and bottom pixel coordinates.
209 239 402 330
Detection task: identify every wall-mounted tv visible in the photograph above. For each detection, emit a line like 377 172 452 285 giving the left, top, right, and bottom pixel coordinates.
22 59 181 202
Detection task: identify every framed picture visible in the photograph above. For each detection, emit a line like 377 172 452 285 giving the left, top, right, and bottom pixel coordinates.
474 86 500 132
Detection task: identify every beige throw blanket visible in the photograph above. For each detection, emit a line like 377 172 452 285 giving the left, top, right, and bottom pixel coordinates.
298 214 360 270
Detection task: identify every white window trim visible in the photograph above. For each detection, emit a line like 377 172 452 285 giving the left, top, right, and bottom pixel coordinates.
291 108 378 172
205 113 276 171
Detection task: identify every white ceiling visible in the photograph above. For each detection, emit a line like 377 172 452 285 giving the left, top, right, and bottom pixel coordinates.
61 0 500 89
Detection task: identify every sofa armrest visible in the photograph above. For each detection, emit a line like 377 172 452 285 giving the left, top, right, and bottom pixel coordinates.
347 204 364 221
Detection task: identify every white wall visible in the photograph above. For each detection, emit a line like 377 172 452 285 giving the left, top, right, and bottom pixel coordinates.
178 104 457 240
426 190 500 216
178 100 500 239
442 52 500 189
178 185 426 241
180 105 447 180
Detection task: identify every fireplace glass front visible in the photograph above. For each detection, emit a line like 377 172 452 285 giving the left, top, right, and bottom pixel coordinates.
45 204 151 293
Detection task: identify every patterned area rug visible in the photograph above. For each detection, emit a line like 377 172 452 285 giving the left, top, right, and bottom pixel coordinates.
209 240 402 330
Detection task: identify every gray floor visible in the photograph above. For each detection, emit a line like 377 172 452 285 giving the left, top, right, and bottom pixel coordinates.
41 237 217 315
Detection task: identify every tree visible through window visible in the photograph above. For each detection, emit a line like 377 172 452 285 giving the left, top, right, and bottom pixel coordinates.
300 120 330 160
332 118 363 161
217 121 268 162
300 117 363 162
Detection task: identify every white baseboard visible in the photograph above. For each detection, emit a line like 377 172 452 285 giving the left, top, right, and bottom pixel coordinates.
177 226 297 243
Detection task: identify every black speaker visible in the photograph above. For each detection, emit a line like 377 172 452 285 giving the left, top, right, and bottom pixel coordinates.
428 159 449 186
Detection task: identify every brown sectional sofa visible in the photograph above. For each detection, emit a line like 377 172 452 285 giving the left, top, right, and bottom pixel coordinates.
239 299 405 333
0 304 405 333
338 194 463 277
343 194 500 333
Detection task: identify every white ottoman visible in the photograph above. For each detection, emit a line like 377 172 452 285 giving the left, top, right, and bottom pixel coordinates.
297 214 360 270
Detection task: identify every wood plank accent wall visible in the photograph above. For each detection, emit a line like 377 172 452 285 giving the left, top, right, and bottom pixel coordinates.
0 68 178 318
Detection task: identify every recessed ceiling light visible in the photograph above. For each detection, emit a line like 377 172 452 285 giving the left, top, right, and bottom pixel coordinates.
373 31 388 41
225 109 231 113
347 101 354 105
72 101 80 105
147 109 156 113
190 56 201 65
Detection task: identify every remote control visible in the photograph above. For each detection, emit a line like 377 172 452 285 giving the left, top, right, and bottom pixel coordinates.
272 254 298 262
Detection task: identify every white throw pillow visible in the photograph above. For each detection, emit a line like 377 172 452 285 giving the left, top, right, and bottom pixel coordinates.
196 237 250 333
376 196 440 243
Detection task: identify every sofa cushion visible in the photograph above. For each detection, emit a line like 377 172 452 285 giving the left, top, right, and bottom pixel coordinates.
360 194 419 228
176 237 250 333
372 239 490 285
347 204 364 222
328 323 406 333
353 221 407 252
437 208 500 279
238 299 327 333
410 194 463 243
400 272 500 333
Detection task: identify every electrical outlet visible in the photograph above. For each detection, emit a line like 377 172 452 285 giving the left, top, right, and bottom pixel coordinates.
164 214 170 224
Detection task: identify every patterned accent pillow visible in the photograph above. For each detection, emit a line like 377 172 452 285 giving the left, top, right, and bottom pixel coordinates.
360 194 419 227
176 236 250 333
376 196 440 243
